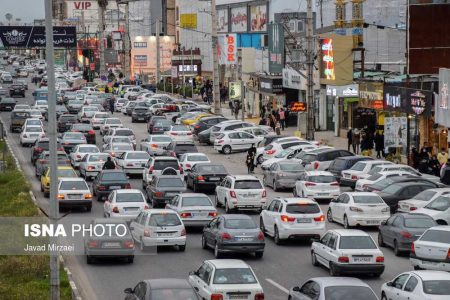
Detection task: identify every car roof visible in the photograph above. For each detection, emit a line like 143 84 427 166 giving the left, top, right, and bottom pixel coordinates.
345 192 379 197
305 171 334 176
427 225 450 232
335 155 371 161
56 166 74 170
331 229 370 236
208 259 249 269
280 197 317 204
391 181 432 187
153 156 178 160
222 214 252 220
360 160 391 165
143 278 192 290
58 177 85 182
230 175 260 180
115 189 142 194
146 208 178 214
180 193 209 197
308 277 368 287
410 270 450 280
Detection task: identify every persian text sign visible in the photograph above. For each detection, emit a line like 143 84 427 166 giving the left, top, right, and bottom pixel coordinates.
0 26 77 48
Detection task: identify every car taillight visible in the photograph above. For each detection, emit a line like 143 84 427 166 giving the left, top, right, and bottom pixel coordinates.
155 191 164 197
349 206 363 212
87 241 98 248
265 149 275 155
39 159 48 163
150 144 158 148
314 215 325 222
255 293 264 300
23 134 28 138
410 207 417 211
170 132 178 135
179 166 183 174
185 164 191 169
148 166 154 174
57 194 65 199
144 205 149 209
411 243 415 255
76 154 81 158
351 175 358 180
262 190 266 197
35 147 43 152
221 233 231 240
447 248 450 260
230 191 236 198
330 182 339 186
124 183 131 189
181 229 186 236
376 256 385 263
211 294 223 300
123 240 134 248
400 231 412 238
84 194 92 199
280 215 296 222
338 256 349 263
112 207 120 213
208 212 218 217
187 132 192 135
144 229 151 237
217 139 224 144
305 182 316 187
197 175 205 181
87 166 95 170
257 231 265 241
194 125 200 129
97 185 107 191
313 161 319 169
180 212 192 218
126 163 133 167
88 130 95 135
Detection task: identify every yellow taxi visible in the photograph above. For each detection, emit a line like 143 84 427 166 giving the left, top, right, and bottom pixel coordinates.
40 166 78 197
182 113 212 125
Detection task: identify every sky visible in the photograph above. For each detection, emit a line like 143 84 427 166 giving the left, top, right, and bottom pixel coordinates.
1 0 45 23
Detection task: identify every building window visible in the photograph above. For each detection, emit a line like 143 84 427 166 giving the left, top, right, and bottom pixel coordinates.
176 7 179 21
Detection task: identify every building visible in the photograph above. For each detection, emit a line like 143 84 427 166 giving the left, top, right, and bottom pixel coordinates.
129 0 175 37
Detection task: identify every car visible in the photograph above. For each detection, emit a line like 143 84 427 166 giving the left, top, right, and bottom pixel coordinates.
90 112 110 129
57 114 77 133
410 226 450 271
27 109 43 121
23 118 44 129
365 174 442 192
263 161 305 191
147 115 167 133
0 97 16 111
327 192 390 228
69 144 100 168
412 195 450 225
115 151 150 175
40 166 77 197
381 270 450 300
209 120 254 144
59 131 87 153
114 98 127 111
15 79 28 90
355 170 413 192
139 134 172 156
294 171 340 200
377 181 437 213
10 110 30 132
77 106 99 123
9 83 25 97
104 142 134 158
31 137 63 165
185 163 228 193
34 150 70 177
214 131 264 154
20 126 45 146
163 141 198 158
179 112 211 126
66 99 83 114
166 193 218 227
57 177 92 211
397 188 450 213
142 156 183 186
45 104 68 121
191 116 228 135
130 209 186 251
197 126 214 144
92 170 131 200
378 213 437 256
254 136 292 165
151 119 173 134
103 127 136 146
179 153 210 173
103 189 148 220
84 218 135 264
124 278 199 300
101 136 134 151
1 73 13 84
188 259 264 300
33 100 48 113
215 175 266 213
260 144 317 170
340 160 394 188
164 125 194 143
125 101 137 115
311 229 385 276
79 153 112 180
289 277 379 300
100 117 123 135
131 103 152 122
145 175 187 208
261 138 309 161
364 163 441 183
260 197 326 244
300 148 354 171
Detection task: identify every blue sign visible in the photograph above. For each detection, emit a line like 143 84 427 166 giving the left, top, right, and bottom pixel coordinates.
352 27 363 36
334 28 347 36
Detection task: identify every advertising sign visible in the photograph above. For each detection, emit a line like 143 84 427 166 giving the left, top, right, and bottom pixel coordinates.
250 4 267 32
383 86 432 116
218 34 237 65
230 6 248 32
133 55 147 67
320 38 335 80
384 117 407 149
0 26 77 48
290 102 307 112
217 9 229 33
437 68 450 127
229 82 241 100
359 82 384 109
171 66 178 78
283 68 303 90
180 14 197 29
268 23 284 73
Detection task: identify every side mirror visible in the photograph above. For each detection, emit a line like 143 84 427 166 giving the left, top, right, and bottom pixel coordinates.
311 237 321 243
292 286 300 292
381 220 387 225
261 205 267 210
386 282 393 287
123 287 133 294
129 225 134 230
189 271 196 276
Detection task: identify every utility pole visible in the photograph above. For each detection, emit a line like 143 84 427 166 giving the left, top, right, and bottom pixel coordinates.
211 0 221 114
156 18 160 91
98 0 107 77
306 0 315 141
124 2 131 80
44 0 60 299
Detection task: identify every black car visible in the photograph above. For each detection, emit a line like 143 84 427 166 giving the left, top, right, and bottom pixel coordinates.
0 97 16 111
191 116 228 135
146 175 187 208
377 181 436 213
147 116 166 133
124 279 199 300
164 141 198 158
186 163 228 192
131 104 151 122
328 156 374 183
57 114 78 133
197 127 213 144
9 84 25 97
30 137 63 165
45 105 68 121
93 170 131 200
70 123 96 144
151 119 172 134
366 175 443 192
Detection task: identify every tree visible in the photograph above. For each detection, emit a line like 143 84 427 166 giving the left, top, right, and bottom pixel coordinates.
5 13 12 23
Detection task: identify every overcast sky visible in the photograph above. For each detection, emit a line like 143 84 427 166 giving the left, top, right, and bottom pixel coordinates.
2 0 45 23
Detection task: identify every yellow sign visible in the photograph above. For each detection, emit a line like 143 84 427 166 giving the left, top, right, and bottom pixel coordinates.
180 14 197 29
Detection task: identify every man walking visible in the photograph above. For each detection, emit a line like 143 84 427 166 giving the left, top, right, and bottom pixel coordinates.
347 127 353 152
279 108 286 131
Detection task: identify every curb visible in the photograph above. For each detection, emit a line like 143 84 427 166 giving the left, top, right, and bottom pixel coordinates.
3 138 82 300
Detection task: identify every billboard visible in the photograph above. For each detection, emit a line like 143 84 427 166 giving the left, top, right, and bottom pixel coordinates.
319 34 353 86
250 4 267 32
408 2 450 74
133 55 147 67
384 117 407 149
180 14 197 29
230 6 248 32
229 82 241 100
268 23 284 73
436 68 450 127
217 9 229 33
218 34 237 65
0 26 77 48
320 38 335 80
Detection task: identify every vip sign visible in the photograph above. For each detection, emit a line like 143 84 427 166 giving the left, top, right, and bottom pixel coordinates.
71 1 94 10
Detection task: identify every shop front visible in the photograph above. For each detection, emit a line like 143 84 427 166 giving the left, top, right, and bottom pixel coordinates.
246 74 285 119
357 82 384 132
326 84 359 137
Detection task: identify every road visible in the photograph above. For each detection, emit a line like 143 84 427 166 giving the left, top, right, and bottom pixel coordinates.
1 77 413 300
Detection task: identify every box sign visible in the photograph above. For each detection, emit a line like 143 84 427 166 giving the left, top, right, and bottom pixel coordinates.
218 34 237 65
229 82 241 100
0 26 77 48
290 102 307 112
180 14 197 29
133 55 147 66
260 77 283 94
383 85 432 116
268 23 284 73
321 38 335 80
282 68 303 90
359 82 384 110
250 4 267 32
178 65 198 72
230 6 248 32
437 68 450 127
133 42 147 48
326 84 358 97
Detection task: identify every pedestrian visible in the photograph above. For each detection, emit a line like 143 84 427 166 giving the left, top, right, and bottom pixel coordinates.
430 155 441 176
270 113 277 131
102 156 116 170
229 99 234 114
437 148 448 166
347 127 353 152
352 129 361 154
234 102 240 120
246 145 256 174
360 132 370 156
279 108 286 131
411 147 420 169
200 86 205 101
375 131 384 158
109 97 115 115
441 159 450 184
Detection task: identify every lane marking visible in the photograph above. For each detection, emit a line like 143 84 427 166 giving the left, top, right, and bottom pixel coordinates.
266 278 289 294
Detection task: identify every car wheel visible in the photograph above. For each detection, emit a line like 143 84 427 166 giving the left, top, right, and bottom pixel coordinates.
254 251 263 259
274 226 282 245
381 293 387 300
193 183 198 193
329 262 339 276
259 217 266 236
86 255 94 264
225 200 232 214
214 195 221 208
201 234 208 249
393 240 401 256
178 244 186 252
127 256 134 264
273 180 279 192
86 205 91 212
257 155 264 164
214 243 222 258
343 215 351 229
378 233 386 247
311 251 319 266
140 238 148 252
222 145 231 155
327 209 333 222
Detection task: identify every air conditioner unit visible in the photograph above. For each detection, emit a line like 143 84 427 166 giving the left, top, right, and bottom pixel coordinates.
288 20 297 32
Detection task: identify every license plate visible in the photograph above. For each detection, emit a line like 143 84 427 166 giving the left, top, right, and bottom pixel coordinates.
68 194 81 199
236 237 253 242
192 213 207 217
317 193 328 196
166 192 177 197
124 207 139 211
353 256 372 263
110 186 121 190
229 296 248 300
102 242 120 248
141 163 145 167
138 118 144 120
366 220 380 225
209 177 220 181
158 232 172 237
297 218 312 223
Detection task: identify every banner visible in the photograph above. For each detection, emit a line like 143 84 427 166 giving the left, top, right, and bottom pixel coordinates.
218 34 237 65
217 9 229 33
230 6 248 32
383 85 432 116
384 117 407 149
437 68 450 127
180 14 197 29
0 26 76 48
268 23 284 73
320 38 335 80
250 4 267 32
229 82 241 100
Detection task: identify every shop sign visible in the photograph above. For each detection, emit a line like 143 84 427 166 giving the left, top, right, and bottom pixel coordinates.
180 14 197 29
383 86 404 111
250 4 268 32
326 84 358 97
384 85 432 116
290 101 307 112
230 6 248 32
410 91 426 115
282 68 303 90
133 55 147 66
229 82 241 100
218 34 237 65
359 82 384 109
268 23 284 73
260 77 283 94
320 38 335 80
437 68 450 127
171 66 177 78
384 117 407 149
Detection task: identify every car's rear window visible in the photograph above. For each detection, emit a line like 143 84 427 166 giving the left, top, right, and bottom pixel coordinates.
197 165 227 173
307 175 336 183
116 192 144 203
37 141 50 149
101 172 127 181
234 180 262 189
324 286 378 300
404 217 436 228
148 214 181 226
151 289 198 300
352 195 384 204
350 162 366 171
286 203 320 214
175 145 197 152
423 280 450 295
64 133 84 139
224 218 257 229
26 127 43 132
420 229 450 244
213 268 257 285
115 129 133 136
279 163 304 172
72 124 92 131
339 236 377 249
182 196 212 207
79 147 98 153
60 115 77 121
88 154 109 162
127 152 149 160
187 155 209 162
60 181 88 190
56 169 77 177
152 136 172 142
112 144 133 151
154 160 179 170
157 178 184 187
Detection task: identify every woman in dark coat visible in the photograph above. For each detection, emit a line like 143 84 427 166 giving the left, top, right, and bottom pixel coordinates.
375 132 384 158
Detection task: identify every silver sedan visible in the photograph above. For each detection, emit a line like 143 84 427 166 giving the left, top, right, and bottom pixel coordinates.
263 161 304 192
165 193 218 227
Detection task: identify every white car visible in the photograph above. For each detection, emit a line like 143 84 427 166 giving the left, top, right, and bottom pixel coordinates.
104 142 134 158
262 139 310 161
142 156 183 186
241 125 276 137
165 193 218 227
311 229 385 276
397 188 450 213
410 226 450 272
29 109 44 120
260 197 326 244
165 125 194 143
114 151 150 175
355 170 413 191
130 209 186 251
412 195 450 225
100 117 123 135
327 192 390 228
214 131 264 154
23 118 44 129
78 106 99 123
57 177 92 211
215 175 266 213
254 137 302 165
103 189 148 220
340 160 393 188
20 126 45 146
294 171 340 200
189 259 264 300
148 103 165 114
33 100 48 112
139 135 172 156
381 270 450 300
114 98 127 111
90 112 110 129
121 101 132 114
14 104 31 111
69 144 100 168
103 127 136 145
179 153 210 173
79 153 111 180
261 144 316 170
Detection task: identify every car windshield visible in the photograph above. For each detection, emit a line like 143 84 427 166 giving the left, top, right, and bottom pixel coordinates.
84 107 98 111
413 190 437 201
155 120 172 126
26 127 42 132
224 218 257 229
420 229 450 243
275 149 291 158
56 169 76 177
127 153 149 160
187 155 208 162
307 175 336 183
116 192 144 203
36 101 47 105
148 214 181 226
423 280 450 295
352 195 384 204
182 196 211 207
157 178 184 187
234 180 262 189
107 119 121 124
404 217 436 228
324 286 378 300
72 124 91 131
64 133 84 139
79 147 98 153
213 268 257 285
350 162 366 171
112 144 133 151
116 130 133 136
279 163 304 172
101 172 127 181
286 203 320 214
60 181 88 190
154 160 179 170
94 113 109 118
152 136 171 142
89 154 109 162
150 289 198 300
424 196 450 211
27 120 41 126
339 236 377 249
366 173 383 181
